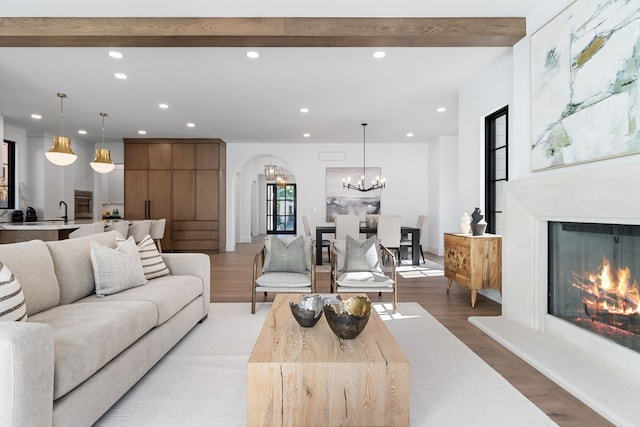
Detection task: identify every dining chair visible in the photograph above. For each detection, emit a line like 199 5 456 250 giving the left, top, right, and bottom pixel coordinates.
335 215 360 240
376 215 401 261
330 235 398 312
302 214 330 262
252 235 316 314
401 215 427 263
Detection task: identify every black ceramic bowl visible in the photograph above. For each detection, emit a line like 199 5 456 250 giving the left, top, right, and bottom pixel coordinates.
323 296 371 339
289 295 324 328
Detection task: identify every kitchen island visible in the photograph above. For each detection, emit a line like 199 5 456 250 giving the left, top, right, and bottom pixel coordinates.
0 221 91 243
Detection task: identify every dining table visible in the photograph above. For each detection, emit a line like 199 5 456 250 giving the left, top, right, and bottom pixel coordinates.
315 225 420 266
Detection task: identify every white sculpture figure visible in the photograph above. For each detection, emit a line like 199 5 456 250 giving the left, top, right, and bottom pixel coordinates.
460 212 471 234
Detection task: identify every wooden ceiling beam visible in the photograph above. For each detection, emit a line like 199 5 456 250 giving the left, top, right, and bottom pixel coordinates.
0 17 526 47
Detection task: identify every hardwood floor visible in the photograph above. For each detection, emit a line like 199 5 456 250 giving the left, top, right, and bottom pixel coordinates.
209 237 613 427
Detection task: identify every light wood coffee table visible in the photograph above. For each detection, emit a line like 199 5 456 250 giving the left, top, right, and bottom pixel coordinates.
248 293 409 427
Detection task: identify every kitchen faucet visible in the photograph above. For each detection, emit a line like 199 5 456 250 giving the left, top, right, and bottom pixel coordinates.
59 200 68 224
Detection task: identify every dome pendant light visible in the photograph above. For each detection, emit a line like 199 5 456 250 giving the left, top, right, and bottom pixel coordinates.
90 112 115 174
45 93 78 166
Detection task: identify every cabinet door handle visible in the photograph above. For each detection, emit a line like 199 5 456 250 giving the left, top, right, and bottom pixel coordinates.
145 200 151 219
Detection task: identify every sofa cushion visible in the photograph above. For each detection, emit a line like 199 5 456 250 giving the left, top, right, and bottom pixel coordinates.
0 239 59 316
78 274 203 325
28 300 157 400
337 271 394 287
91 237 148 297
256 272 312 288
46 231 121 304
0 262 27 321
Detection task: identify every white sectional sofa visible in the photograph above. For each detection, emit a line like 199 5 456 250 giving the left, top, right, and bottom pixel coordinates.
0 230 210 426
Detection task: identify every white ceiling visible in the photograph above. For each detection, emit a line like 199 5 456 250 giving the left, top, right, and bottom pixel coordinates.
0 1 541 145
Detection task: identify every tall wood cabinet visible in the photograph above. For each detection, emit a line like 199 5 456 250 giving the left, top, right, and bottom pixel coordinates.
124 138 226 252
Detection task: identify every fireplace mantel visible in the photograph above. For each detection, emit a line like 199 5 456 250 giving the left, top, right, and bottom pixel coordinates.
470 161 640 427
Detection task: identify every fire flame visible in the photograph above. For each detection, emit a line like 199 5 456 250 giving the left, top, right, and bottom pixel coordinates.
575 257 640 315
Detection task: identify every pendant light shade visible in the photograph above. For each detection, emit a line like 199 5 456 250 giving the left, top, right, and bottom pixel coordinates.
264 157 277 181
46 93 77 166
45 135 77 166
90 112 115 174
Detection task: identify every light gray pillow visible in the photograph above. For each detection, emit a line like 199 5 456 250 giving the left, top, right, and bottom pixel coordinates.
263 235 307 274
90 237 147 297
345 235 383 272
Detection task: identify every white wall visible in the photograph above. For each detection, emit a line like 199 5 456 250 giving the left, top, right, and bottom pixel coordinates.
427 135 459 255
227 141 429 251
458 49 514 215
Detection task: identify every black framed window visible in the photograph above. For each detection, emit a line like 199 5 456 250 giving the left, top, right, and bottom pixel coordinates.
1 140 16 209
266 183 296 234
484 106 508 235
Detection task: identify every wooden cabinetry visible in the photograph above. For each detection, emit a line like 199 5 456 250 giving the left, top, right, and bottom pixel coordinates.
124 139 226 252
443 233 502 308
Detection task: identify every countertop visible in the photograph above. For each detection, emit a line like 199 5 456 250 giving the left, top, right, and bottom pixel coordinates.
0 220 92 230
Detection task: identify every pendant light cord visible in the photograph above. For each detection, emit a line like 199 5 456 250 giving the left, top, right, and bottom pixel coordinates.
58 93 66 137
362 123 367 182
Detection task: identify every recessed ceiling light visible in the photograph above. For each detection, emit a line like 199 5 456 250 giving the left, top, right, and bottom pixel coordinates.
300 107 309 113
246 51 260 59
437 107 447 112
373 51 386 59
78 130 87 135
138 130 147 135
303 133 311 138
406 133 414 137
114 72 127 80
158 103 169 109
108 51 123 59
30 113 42 119
187 122 195 128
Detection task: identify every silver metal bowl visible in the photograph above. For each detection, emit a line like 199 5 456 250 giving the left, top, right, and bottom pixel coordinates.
289 294 324 328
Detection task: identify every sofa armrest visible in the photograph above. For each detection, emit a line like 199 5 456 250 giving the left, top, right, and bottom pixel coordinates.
161 253 211 318
0 322 54 427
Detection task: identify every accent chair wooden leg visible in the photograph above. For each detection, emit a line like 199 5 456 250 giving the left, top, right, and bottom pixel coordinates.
446 278 453 294
251 289 256 314
471 290 477 308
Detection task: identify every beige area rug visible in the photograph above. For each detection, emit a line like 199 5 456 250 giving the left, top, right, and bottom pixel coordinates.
95 302 557 427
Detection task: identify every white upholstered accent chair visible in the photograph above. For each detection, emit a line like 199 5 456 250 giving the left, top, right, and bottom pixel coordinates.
252 235 316 314
149 218 167 252
330 235 398 312
335 214 360 240
376 215 401 261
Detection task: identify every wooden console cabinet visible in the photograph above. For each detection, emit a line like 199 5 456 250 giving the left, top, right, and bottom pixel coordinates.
444 233 502 308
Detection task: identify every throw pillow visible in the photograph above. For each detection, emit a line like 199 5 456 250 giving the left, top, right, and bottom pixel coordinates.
90 237 148 297
263 235 307 274
0 262 28 321
117 234 171 280
344 235 383 273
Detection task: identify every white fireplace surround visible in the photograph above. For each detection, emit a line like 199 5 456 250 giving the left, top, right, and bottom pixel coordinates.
470 161 640 427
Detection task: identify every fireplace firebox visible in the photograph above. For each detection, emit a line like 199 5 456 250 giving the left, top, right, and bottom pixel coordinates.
548 222 640 352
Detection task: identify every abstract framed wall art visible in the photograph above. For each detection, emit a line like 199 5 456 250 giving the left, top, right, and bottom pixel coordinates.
530 0 640 171
325 167 381 222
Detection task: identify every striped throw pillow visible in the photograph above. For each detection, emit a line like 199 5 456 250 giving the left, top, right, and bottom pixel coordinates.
117 234 170 280
0 262 28 321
